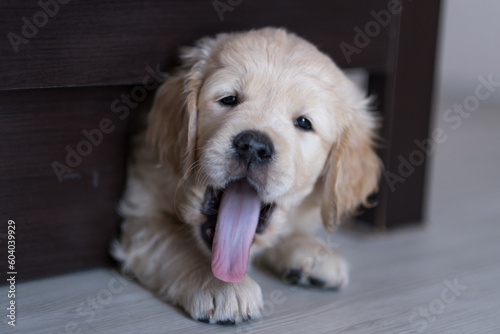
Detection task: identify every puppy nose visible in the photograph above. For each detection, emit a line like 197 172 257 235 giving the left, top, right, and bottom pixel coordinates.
233 130 274 165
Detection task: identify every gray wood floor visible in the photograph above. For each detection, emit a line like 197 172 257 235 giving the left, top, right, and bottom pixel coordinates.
2 100 500 334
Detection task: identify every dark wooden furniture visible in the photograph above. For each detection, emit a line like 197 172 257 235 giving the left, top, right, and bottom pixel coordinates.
0 0 441 281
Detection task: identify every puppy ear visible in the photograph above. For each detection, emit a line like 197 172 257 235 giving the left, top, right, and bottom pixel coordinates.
321 101 382 231
146 38 214 177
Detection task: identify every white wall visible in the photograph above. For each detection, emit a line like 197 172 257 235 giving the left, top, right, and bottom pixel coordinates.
437 0 500 105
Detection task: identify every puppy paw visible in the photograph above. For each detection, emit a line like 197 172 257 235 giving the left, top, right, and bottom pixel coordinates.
261 230 349 289
175 274 263 324
281 253 349 289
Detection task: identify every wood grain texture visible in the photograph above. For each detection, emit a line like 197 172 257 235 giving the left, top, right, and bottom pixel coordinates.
0 87 144 281
377 0 441 227
2 100 499 333
0 0 393 90
359 0 442 229
0 0 440 282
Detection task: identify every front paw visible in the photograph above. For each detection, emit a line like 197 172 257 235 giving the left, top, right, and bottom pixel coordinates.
174 274 263 324
281 252 349 289
261 231 349 289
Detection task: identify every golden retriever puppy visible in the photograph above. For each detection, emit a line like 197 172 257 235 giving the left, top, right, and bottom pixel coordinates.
112 27 381 324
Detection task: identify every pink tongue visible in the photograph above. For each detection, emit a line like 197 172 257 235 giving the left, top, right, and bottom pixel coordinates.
211 179 261 282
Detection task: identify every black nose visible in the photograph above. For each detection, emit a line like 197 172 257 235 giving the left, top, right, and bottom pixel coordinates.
233 130 275 166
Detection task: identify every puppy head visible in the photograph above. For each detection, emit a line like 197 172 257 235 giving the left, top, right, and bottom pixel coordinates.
147 28 381 281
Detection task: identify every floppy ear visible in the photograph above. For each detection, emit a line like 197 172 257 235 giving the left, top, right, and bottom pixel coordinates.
146 38 214 178
320 102 382 231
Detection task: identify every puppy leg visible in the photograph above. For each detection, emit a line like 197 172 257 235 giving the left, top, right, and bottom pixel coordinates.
113 217 263 324
259 230 349 289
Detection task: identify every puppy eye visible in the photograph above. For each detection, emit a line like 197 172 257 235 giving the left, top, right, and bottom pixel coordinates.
219 95 238 106
294 116 313 131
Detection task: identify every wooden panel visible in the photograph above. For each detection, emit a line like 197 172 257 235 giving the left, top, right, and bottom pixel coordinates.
360 0 441 229
0 87 145 280
0 0 441 282
0 0 393 90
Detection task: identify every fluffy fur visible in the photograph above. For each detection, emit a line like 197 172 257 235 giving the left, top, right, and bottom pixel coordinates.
112 27 381 324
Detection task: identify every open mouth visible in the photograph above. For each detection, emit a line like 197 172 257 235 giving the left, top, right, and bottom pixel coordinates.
200 179 276 282
201 185 276 249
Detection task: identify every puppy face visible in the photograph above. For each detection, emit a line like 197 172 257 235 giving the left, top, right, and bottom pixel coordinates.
147 28 381 282
197 52 340 201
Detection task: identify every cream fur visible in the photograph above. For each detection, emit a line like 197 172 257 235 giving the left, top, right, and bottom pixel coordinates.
112 27 381 324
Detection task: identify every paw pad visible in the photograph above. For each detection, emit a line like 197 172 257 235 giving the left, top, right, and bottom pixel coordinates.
197 317 210 324
283 268 302 285
308 276 326 287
